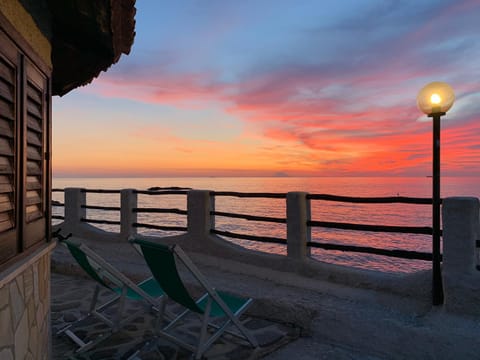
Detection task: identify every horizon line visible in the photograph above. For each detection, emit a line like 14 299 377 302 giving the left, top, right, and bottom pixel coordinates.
52 174 480 179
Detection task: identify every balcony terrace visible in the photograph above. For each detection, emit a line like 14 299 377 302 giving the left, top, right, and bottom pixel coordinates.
50 187 480 359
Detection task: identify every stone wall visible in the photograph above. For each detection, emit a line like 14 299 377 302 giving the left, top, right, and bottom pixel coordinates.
0 247 52 360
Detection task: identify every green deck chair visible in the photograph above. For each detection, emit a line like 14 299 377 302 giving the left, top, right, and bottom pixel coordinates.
57 236 167 353
131 238 259 359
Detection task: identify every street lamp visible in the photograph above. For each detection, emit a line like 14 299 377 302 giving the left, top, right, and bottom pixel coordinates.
416 81 455 305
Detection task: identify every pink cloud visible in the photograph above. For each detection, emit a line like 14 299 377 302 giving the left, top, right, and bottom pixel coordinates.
77 0 479 177
82 68 231 109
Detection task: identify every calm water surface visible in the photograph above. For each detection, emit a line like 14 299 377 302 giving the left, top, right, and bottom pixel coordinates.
52 177 480 274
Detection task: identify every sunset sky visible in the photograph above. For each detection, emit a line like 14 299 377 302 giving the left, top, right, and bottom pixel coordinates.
52 0 480 178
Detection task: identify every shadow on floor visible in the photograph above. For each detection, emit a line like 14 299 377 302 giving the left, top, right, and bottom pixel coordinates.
51 273 300 359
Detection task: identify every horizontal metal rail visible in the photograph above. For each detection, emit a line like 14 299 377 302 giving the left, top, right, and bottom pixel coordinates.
210 192 436 260
307 241 437 261
211 229 286 245
80 218 121 225
212 191 286 199
147 186 191 191
307 194 435 204
52 215 64 220
53 187 440 263
81 205 121 211
52 201 64 207
134 190 189 195
133 208 187 215
211 211 286 224
308 220 434 235
80 189 121 194
132 222 187 232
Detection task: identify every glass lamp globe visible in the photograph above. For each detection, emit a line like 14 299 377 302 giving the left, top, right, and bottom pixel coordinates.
416 82 455 115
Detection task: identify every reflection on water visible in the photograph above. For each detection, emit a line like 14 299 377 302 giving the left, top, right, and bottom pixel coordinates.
52 176 480 274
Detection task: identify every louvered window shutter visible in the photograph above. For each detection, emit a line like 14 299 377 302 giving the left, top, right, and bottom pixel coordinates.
23 61 48 248
0 47 17 263
0 21 51 266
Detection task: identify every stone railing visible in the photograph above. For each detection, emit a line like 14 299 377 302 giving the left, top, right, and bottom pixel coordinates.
53 188 480 314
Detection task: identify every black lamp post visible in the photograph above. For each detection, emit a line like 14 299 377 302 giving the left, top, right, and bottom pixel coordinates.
417 81 455 305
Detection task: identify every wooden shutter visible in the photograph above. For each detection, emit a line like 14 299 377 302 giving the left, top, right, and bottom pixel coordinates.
0 20 51 266
23 61 48 248
0 50 17 263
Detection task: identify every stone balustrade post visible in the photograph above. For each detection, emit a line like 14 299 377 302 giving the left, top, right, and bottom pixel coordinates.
442 197 480 314
64 187 86 234
187 190 214 238
287 192 311 260
120 189 137 240
442 197 479 274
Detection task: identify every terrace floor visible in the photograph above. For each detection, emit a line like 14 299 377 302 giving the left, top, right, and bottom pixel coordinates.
51 271 382 360
51 273 299 359
51 238 480 359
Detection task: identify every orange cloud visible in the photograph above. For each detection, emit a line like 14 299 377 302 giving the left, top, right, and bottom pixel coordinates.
68 0 480 178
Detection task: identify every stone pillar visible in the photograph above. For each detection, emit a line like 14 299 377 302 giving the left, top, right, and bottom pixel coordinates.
442 197 479 274
120 189 137 240
63 188 86 234
187 190 214 238
287 192 311 260
442 197 480 314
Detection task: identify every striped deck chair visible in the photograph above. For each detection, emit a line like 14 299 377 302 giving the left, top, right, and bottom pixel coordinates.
56 233 167 353
131 238 259 360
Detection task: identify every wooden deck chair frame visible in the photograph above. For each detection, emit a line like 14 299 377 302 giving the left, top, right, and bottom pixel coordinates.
57 236 168 353
131 238 259 359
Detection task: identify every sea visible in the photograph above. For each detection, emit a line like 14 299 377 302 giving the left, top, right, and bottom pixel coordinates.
52 176 480 274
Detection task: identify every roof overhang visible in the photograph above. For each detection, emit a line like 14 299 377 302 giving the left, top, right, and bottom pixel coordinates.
48 0 136 96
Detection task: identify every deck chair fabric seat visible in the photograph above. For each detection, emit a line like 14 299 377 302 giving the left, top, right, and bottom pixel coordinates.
58 237 167 353
110 277 166 300
196 290 249 317
131 237 259 359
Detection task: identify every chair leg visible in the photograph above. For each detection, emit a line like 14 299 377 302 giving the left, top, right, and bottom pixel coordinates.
89 284 101 313
228 301 259 347
163 308 189 331
95 294 121 313
202 303 258 350
163 293 208 331
195 297 212 360
205 302 258 349
154 296 167 331
58 326 91 349
231 316 258 347
113 286 128 331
